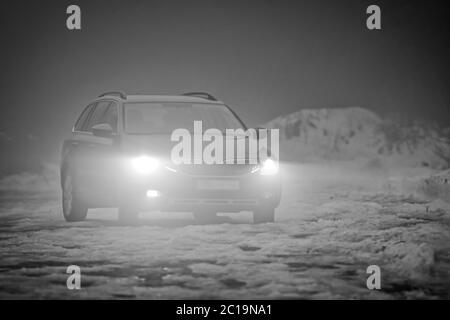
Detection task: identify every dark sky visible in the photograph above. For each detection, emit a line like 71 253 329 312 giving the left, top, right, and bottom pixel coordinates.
1 0 449 172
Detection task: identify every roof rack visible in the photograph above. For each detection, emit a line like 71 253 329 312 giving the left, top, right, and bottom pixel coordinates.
98 91 127 99
182 92 218 101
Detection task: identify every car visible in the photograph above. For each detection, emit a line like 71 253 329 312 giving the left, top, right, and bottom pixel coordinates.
60 91 281 223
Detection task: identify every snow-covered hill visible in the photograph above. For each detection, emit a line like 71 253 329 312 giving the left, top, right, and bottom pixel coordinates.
265 107 450 169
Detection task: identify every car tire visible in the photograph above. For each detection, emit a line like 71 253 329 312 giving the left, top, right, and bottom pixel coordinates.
62 173 88 222
118 206 139 224
193 210 217 223
252 208 275 224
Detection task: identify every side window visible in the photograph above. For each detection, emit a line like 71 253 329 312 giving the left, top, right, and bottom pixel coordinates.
101 102 118 133
74 104 95 131
85 101 111 132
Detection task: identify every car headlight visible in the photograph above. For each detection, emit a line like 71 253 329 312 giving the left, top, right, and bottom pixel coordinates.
260 158 279 175
131 156 160 174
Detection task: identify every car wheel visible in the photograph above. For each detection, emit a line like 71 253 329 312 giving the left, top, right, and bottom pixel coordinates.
118 206 139 224
62 173 88 222
193 210 217 223
252 208 275 224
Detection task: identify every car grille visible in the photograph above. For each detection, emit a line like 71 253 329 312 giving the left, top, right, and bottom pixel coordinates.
170 198 258 205
177 164 255 176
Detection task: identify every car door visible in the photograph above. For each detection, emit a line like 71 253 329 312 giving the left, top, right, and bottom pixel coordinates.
74 100 119 206
91 101 120 202
62 102 96 198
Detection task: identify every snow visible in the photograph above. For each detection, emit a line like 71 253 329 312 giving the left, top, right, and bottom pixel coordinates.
0 161 449 299
265 107 450 169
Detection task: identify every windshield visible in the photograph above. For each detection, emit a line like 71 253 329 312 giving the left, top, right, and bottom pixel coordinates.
124 102 245 134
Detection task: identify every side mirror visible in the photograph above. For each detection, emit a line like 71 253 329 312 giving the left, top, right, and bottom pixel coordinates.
92 123 114 138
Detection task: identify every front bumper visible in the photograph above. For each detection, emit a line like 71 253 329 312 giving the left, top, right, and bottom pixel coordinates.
119 166 281 212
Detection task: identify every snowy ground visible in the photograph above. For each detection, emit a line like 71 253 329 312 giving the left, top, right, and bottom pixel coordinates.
0 162 449 299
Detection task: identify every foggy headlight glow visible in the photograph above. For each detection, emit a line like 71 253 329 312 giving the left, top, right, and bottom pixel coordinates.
146 189 161 198
132 156 160 174
260 158 279 175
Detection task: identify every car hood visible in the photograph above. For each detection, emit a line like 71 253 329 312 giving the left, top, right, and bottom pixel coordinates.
121 134 177 159
120 134 264 164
